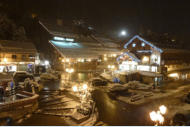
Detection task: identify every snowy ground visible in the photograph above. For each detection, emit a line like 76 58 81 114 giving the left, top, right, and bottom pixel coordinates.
15 79 98 126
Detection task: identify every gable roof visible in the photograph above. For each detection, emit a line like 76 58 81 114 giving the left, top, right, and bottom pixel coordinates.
38 18 120 58
124 35 163 53
116 52 140 62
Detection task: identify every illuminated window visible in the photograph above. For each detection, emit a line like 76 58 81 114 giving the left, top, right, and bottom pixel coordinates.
137 65 150 71
142 56 149 63
54 36 65 41
22 55 26 60
66 38 74 42
151 66 157 72
29 54 34 59
12 55 16 59
141 43 145 47
132 43 136 47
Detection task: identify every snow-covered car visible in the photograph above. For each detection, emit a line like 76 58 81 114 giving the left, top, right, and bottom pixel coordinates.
172 110 190 126
40 73 58 81
90 78 107 86
109 84 128 93
13 71 34 86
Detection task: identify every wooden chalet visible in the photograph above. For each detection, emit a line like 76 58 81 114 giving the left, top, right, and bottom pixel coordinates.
117 35 190 80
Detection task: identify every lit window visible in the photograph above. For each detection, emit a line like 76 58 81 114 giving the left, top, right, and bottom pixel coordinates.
141 43 145 47
142 56 149 63
54 36 65 41
132 43 136 47
12 55 17 59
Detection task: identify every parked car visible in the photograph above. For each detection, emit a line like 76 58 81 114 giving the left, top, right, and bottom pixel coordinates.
13 71 35 86
172 110 190 126
40 73 58 81
0 73 13 94
90 78 107 86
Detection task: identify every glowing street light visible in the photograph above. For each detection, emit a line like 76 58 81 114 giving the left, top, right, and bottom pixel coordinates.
149 105 167 125
72 85 78 92
65 68 74 81
112 54 117 57
44 60 49 65
159 105 167 115
62 59 65 62
108 65 115 69
65 68 74 73
82 84 88 90
104 57 108 61
3 58 7 63
66 58 70 62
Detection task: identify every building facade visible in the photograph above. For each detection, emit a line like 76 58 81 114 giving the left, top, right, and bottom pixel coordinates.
0 40 37 72
118 35 190 80
118 35 162 73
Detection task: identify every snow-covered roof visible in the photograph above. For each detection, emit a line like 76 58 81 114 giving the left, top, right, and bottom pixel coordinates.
0 40 37 53
38 19 120 58
117 52 140 62
49 40 120 58
124 35 163 53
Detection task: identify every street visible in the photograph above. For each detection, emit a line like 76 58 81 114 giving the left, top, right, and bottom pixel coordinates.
12 72 189 126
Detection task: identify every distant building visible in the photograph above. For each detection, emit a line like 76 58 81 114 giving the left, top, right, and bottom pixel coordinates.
0 40 37 72
27 18 121 70
117 35 190 80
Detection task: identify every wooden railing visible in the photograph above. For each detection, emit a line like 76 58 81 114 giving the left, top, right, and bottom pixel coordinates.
0 91 39 111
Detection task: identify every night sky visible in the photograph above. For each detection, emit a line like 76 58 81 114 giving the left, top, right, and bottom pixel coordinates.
1 0 190 40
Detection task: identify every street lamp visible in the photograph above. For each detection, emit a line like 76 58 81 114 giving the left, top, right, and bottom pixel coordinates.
3 58 7 63
149 105 167 125
65 68 74 81
44 60 49 69
44 60 49 65
72 85 78 92
108 65 115 75
82 83 88 91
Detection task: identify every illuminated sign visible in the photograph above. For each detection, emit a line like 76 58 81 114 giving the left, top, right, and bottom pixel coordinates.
50 40 81 48
54 36 65 41
54 36 74 42
66 38 74 42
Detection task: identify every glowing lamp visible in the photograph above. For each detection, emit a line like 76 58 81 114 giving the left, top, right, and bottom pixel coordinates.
3 58 7 62
168 73 178 78
66 58 70 62
44 60 49 65
82 84 88 90
142 56 149 62
159 105 167 115
72 86 78 92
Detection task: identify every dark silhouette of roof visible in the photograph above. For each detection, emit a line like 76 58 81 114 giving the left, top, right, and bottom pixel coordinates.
0 40 37 53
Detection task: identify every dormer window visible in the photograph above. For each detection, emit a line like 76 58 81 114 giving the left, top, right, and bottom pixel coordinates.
132 43 136 47
141 42 145 47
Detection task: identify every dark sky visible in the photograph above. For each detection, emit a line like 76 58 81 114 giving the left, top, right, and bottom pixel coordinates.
2 0 190 39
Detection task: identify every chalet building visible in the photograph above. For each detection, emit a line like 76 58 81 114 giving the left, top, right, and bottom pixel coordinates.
0 40 37 72
27 18 120 71
117 35 190 81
